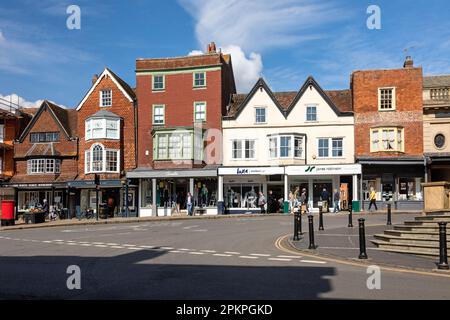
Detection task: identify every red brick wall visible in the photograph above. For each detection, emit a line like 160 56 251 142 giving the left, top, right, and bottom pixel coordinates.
352 67 423 157
77 73 136 180
136 69 225 168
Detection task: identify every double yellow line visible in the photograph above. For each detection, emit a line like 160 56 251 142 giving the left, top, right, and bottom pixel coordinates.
275 234 450 279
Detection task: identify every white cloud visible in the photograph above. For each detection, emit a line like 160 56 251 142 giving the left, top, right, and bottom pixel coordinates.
0 93 67 110
188 50 204 56
179 0 347 92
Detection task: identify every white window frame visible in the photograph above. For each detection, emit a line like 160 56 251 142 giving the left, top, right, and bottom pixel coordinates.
27 159 61 174
255 107 267 124
317 138 344 158
193 72 206 88
85 118 120 140
269 135 304 160
370 127 404 152
153 105 165 125
378 87 396 111
154 132 194 160
152 75 165 91
84 143 120 174
100 89 112 107
306 105 317 121
194 102 207 122
231 139 256 160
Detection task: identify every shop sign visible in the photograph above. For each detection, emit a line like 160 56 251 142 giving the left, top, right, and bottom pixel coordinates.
218 167 284 176
285 164 362 176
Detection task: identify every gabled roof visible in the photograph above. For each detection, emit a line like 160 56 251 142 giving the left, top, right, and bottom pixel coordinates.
225 77 353 119
76 68 136 111
18 100 77 143
424 75 450 88
87 109 121 119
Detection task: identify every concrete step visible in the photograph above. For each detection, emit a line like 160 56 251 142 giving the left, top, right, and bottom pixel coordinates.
404 220 449 226
415 215 450 222
384 229 449 240
394 225 442 232
371 239 440 256
425 210 450 216
373 234 450 247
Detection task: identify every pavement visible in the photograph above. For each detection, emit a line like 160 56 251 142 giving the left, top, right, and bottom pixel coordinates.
1 212 450 299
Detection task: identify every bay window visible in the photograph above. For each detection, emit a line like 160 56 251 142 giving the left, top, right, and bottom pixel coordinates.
154 131 194 160
85 118 120 140
269 135 304 159
370 127 404 152
280 136 291 158
85 144 119 173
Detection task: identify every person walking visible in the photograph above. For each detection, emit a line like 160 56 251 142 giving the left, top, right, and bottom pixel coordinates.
267 190 277 214
186 192 194 216
333 189 341 213
320 188 330 213
258 191 267 214
300 188 308 214
368 187 378 212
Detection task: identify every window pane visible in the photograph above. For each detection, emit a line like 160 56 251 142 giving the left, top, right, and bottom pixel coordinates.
153 75 164 90
169 134 182 159
106 150 118 172
101 89 112 107
269 137 278 158
255 108 266 123
106 120 119 139
307 106 317 121
318 138 329 157
245 140 255 159
195 103 206 121
332 138 343 157
157 135 168 159
280 136 291 158
92 145 103 171
194 72 205 87
232 140 242 159
294 137 303 158
372 130 379 151
182 134 192 159
154 106 164 124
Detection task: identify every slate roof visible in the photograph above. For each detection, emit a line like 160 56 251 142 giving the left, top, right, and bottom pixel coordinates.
423 75 450 88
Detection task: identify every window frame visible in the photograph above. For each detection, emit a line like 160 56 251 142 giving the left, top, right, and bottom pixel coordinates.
194 101 207 122
85 118 120 141
378 87 396 111
154 131 194 161
370 127 404 152
231 139 256 160
84 143 120 174
152 74 165 91
30 132 60 143
153 105 165 125
100 89 112 107
255 107 267 124
306 105 318 122
193 71 206 88
268 135 304 160
317 137 345 158
27 158 61 174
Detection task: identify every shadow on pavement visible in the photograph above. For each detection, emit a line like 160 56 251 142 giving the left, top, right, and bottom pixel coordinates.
0 249 336 300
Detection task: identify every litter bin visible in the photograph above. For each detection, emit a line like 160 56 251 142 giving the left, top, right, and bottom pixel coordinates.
1 200 15 226
351 200 361 213
283 201 290 214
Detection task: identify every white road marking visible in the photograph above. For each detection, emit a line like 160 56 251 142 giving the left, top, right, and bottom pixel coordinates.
277 255 302 259
160 246 174 250
300 260 327 264
92 242 105 245
268 258 292 262
183 225 199 229
213 254 232 257
188 252 205 255
250 253 271 257
139 245 156 249
126 247 141 250
178 248 192 251
169 250 183 253
111 246 125 249
107 243 119 246
200 250 216 253
191 229 208 232
122 244 137 247
239 256 258 259
94 245 108 248
42 240 52 243
224 251 240 255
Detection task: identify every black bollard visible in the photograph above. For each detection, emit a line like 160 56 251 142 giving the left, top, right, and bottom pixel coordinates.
319 205 324 231
358 218 368 259
387 203 392 226
437 222 449 270
299 208 303 235
293 211 300 241
308 215 316 249
348 203 353 228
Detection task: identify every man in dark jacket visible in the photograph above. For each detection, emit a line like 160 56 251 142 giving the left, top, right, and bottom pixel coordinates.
267 190 277 214
320 188 330 212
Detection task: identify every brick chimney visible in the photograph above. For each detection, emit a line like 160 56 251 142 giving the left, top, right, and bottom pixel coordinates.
92 74 99 85
403 56 414 68
207 42 217 54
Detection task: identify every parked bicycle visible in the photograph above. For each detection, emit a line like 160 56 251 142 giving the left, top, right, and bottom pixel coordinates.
79 208 94 220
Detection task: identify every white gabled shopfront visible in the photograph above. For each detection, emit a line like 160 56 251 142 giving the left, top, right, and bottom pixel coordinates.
218 76 360 213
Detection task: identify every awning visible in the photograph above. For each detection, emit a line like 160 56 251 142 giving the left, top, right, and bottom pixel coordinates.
127 169 217 179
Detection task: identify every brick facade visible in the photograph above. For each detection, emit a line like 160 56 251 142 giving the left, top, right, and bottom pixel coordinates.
77 69 136 181
352 66 424 158
136 49 236 169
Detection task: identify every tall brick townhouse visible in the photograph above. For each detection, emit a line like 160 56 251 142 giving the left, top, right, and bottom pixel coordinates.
352 57 425 210
128 42 236 217
71 68 137 217
8 101 78 216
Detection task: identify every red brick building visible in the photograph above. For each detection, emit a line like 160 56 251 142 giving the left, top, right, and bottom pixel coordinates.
9 101 78 215
128 42 236 216
73 68 137 217
352 57 425 210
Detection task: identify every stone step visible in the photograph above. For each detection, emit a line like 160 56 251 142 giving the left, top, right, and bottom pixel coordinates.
424 210 450 216
394 225 443 232
404 220 450 226
373 234 450 247
371 239 440 256
384 229 449 240
415 215 450 222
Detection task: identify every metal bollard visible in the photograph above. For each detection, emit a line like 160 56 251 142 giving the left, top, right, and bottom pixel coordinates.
358 218 368 259
299 209 303 235
387 203 392 226
319 206 324 231
308 215 316 249
293 211 300 241
437 222 449 270
348 203 353 228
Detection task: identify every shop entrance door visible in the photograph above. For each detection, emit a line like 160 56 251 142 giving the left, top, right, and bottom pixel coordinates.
313 181 332 209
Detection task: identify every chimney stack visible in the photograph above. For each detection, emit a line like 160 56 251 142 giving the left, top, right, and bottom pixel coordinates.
403 56 414 68
207 42 217 54
92 74 99 85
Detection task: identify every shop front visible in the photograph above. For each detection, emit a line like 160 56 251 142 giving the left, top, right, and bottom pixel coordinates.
285 164 361 212
128 168 219 217
359 159 425 211
218 167 285 214
68 179 138 218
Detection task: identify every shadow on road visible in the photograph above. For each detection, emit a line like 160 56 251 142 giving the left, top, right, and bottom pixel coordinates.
0 249 336 299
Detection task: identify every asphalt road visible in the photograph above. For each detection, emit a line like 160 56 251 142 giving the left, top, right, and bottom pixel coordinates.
1 213 450 300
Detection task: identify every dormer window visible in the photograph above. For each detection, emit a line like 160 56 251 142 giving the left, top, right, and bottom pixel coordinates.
100 89 112 107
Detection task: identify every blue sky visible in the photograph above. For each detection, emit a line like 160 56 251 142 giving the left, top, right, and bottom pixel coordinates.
0 0 449 108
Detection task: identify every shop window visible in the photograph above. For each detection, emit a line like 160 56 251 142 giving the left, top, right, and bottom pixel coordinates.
141 179 152 208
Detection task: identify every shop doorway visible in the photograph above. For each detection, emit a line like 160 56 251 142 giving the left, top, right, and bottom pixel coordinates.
313 181 332 209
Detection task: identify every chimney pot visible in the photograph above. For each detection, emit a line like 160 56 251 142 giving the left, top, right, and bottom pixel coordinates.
207 42 217 53
92 74 99 85
404 56 414 68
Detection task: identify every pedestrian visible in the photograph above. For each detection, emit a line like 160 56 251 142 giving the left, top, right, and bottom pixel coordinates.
42 199 49 217
288 191 294 213
320 188 330 213
267 190 277 214
333 189 340 213
300 188 308 214
368 187 378 212
258 191 267 213
186 192 194 216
